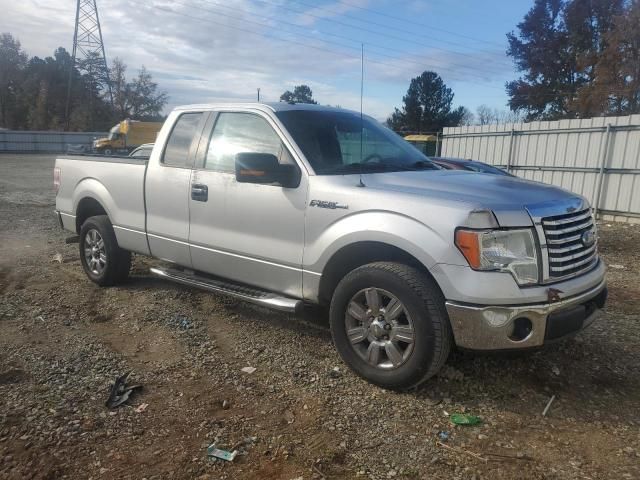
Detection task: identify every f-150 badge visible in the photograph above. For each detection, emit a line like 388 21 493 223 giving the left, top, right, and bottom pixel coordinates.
309 200 348 210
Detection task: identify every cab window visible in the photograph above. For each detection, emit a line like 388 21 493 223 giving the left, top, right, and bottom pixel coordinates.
162 113 203 167
204 112 293 172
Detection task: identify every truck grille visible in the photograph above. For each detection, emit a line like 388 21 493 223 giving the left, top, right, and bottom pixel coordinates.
541 209 598 279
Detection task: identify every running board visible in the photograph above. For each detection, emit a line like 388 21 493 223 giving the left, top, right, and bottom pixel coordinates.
149 267 303 313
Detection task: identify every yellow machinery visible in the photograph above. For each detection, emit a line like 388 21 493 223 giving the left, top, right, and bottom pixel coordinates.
404 134 439 156
93 120 162 155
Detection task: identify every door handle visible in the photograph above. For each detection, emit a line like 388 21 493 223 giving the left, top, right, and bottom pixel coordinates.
191 184 208 202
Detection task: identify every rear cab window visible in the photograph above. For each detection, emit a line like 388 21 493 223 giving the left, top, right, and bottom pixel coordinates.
162 112 204 167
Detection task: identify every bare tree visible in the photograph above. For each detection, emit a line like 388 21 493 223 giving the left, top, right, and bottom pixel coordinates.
476 104 498 125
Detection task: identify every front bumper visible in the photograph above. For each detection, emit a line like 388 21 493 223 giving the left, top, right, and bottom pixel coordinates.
445 279 607 350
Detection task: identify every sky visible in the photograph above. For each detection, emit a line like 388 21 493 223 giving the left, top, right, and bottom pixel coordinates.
1 0 533 121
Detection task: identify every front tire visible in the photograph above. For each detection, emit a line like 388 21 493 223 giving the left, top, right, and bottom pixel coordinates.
79 215 131 286
329 262 452 390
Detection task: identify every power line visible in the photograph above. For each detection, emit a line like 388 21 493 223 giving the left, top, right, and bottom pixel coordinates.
193 0 512 80
257 0 514 68
155 5 636 101
176 0 510 84
290 0 506 49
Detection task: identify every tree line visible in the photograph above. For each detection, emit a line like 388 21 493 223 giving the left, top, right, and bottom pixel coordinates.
2 0 638 133
0 32 167 131
507 0 640 120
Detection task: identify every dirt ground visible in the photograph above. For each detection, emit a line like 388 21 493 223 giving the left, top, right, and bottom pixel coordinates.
1 154 639 480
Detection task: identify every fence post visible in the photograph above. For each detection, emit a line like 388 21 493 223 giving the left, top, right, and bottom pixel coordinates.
506 128 515 172
593 123 612 219
435 132 440 156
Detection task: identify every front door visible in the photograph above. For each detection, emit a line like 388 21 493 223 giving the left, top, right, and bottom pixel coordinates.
188 110 307 297
145 111 207 267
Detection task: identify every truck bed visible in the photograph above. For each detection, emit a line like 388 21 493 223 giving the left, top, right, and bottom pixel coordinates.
54 154 149 254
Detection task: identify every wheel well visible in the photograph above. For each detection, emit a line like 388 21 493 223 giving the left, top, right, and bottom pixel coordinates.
75 197 107 233
317 241 432 305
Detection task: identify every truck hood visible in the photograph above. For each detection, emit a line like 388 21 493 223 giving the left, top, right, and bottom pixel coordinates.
362 170 585 226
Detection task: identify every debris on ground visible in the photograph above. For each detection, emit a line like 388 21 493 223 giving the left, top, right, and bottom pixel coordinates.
436 441 487 463
1 155 639 480
449 413 482 426
51 253 63 263
222 399 230 410
105 371 142 409
135 403 149 413
241 366 256 374
329 366 341 378
609 264 625 269
438 431 450 442
207 444 238 462
437 365 464 381
542 395 556 417
284 409 295 424
552 366 561 376
231 436 257 454
167 313 194 330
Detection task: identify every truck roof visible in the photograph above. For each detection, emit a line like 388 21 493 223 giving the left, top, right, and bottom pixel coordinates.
172 102 355 114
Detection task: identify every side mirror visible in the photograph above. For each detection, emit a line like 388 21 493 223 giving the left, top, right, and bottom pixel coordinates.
235 153 301 188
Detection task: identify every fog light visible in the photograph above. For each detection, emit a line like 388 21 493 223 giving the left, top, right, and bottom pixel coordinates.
509 317 533 341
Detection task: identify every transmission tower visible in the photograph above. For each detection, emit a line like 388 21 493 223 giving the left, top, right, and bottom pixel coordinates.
65 0 113 127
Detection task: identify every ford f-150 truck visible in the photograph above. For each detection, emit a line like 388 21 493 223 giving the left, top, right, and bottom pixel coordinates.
54 103 607 389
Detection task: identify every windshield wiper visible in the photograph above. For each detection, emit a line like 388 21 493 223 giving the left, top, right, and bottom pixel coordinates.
322 162 401 174
321 160 439 175
410 160 439 170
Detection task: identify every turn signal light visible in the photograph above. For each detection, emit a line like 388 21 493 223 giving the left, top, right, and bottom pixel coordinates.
455 230 481 268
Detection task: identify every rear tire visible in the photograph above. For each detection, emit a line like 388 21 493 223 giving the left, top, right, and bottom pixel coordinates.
79 215 131 286
329 262 452 390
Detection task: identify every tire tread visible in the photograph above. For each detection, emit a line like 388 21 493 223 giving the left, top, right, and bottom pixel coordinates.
330 261 452 389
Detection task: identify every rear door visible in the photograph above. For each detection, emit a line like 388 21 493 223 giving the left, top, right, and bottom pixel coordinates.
145 111 208 267
188 110 307 297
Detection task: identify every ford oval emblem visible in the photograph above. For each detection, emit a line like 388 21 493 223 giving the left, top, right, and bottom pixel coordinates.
581 230 596 247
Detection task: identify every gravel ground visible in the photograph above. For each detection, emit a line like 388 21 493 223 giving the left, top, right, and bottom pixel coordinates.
1 154 639 480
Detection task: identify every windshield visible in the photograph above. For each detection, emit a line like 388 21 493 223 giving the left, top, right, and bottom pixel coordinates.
275 110 438 175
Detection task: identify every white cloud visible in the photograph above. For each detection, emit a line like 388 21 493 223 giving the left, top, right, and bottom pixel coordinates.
1 0 512 120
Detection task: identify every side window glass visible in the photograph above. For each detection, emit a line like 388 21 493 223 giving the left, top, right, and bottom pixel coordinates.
162 113 202 167
204 113 291 171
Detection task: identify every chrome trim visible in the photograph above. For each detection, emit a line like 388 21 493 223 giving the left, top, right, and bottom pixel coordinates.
526 198 598 283
548 242 593 254
543 219 593 235
150 267 303 313
146 232 190 246
190 242 301 272
113 225 146 235
549 251 597 272
541 210 592 226
446 279 606 350
548 244 596 263
547 233 583 245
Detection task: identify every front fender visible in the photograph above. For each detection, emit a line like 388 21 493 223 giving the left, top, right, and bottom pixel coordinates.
304 210 452 274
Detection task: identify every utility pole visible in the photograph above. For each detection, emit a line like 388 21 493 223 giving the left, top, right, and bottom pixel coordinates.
257 88 260 102
65 0 113 129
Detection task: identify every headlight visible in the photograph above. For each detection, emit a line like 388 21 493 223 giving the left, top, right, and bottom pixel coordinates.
455 228 539 285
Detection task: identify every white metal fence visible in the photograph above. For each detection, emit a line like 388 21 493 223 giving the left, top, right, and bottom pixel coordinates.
0 130 107 153
441 114 640 223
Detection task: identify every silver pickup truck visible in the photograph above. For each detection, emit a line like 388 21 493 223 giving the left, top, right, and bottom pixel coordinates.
54 103 607 389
